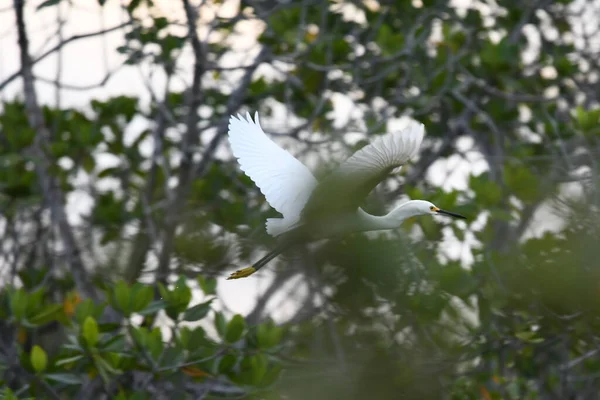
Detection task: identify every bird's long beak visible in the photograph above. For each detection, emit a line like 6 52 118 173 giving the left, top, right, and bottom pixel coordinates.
434 207 466 219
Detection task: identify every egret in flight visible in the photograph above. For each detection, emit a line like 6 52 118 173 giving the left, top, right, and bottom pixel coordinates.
226 112 465 279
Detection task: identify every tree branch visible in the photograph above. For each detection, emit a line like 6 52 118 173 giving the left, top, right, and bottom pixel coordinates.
13 0 97 299
0 20 131 92
155 0 206 283
194 47 269 178
246 268 299 324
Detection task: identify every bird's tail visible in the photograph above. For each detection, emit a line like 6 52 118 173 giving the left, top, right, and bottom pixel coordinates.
265 218 296 237
226 239 297 280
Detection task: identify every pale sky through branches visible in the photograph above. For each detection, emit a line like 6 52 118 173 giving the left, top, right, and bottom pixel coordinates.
0 0 567 324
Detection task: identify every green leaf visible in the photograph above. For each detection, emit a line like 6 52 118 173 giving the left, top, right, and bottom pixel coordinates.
161 277 193 320
101 334 126 352
114 391 128 400
198 276 217 295
146 328 164 360
180 327 209 351
574 106 600 134
104 352 124 370
30 345 47 373
29 304 62 326
555 55 577 75
129 393 150 400
131 284 153 313
130 326 146 347
37 0 62 10
55 355 84 367
576 106 589 129
10 288 28 321
97 167 120 179
437 262 475 301
126 0 141 12
172 276 192 309
98 322 121 333
95 354 122 381
225 314 246 343
515 331 531 340
82 154 95 173
260 365 283 387
183 299 213 322
490 207 513 222
113 281 131 316
515 331 544 343
74 299 100 325
481 38 519 71
229 355 254 385
218 354 237 373
504 164 539 203
0 388 19 400
138 300 167 316
451 224 465 241
214 311 227 338
257 320 283 349
250 354 268 384
83 316 100 347
469 173 502 207
157 283 169 301
375 24 404 56
44 373 83 385
159 344 185 368
18 267 48 289
23 289 46 321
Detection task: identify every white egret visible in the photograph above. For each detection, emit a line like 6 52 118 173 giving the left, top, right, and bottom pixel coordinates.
226 112 465 279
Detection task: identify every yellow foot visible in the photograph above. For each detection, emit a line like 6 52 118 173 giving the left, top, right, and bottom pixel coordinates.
226 267 257 280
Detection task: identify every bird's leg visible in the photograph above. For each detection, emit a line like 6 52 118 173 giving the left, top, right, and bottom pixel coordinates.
227 240 294 279
227 266 257 279
227 227 310 279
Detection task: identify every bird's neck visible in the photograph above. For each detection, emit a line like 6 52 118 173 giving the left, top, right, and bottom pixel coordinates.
387 201 423 222
357 209 400 231
358 202 420 231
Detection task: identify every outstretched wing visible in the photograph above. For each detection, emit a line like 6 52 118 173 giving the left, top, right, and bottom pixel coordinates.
227 112 318 220
302 121 425 220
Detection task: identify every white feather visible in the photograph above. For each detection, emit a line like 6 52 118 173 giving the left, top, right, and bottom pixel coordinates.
225 115 468 280
227 112 318 236
299 121 426 218
339 120 425 177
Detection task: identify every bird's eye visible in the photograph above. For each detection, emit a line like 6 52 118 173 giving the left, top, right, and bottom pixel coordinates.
429 206 435 211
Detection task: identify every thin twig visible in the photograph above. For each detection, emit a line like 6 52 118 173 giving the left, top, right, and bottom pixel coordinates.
0 20 131 91
13 0 97 299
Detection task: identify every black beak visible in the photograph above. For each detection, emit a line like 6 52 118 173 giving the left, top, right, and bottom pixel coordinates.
436 209 466 219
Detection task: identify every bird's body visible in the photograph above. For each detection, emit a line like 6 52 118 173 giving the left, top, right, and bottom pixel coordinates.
226 112 465 279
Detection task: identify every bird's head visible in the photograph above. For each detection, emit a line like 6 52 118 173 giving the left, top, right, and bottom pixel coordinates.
408 200 466 219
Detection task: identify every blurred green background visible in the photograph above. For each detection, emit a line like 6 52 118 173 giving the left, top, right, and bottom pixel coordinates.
2 0 600 399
